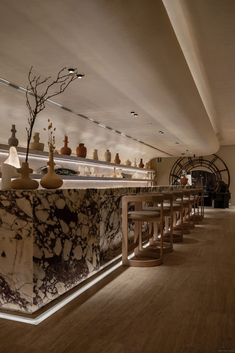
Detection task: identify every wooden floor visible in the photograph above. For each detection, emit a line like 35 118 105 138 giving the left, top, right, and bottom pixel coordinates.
1 208 235 353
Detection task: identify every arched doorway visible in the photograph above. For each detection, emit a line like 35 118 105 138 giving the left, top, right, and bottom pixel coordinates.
169 155 230 207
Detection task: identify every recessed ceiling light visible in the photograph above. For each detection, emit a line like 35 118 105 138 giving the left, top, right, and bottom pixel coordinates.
77 73 85 79
175 142 180 144
130 111 139 118
158 130 164 134
68 68 85 78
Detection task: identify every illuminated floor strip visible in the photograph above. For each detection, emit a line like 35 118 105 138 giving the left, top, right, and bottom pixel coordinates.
0 259 123 325
0 242 151 326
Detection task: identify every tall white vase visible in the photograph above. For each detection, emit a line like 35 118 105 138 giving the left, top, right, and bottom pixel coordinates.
1 147 21 190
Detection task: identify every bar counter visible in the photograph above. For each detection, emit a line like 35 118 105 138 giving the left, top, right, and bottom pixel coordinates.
0 186 180 314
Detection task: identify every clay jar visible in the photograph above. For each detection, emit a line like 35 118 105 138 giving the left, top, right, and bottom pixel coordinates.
139 158 144 168
93 149 98 160
104 149 111 163
11 162 39 190
8 124 19 147
180 175 188 186
76 143 87 158
40 149 63 189
114 153 121 165
60 135 72 156
30 132 44 151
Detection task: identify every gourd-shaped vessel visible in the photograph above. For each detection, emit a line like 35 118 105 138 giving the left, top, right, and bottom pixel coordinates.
30 132 44 151
139 158 144 168
60 135 72 155
11 162 39 190
40 149 63 189
76 143 87 158
8 124 19 147
114 153 121 165
104 149 111 162
180 175 188 186
93 149 98 160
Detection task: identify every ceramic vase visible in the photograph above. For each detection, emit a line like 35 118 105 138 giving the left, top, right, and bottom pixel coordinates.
11 162 39 190
180 175 188 186
139 158 144 168
1 146 21 190
93 149 98 160
114 153 121 165
40 149 63 189
60 135 72 155
104 149 111 163
30 132 44 151
8 124 19 147
76 143 87 158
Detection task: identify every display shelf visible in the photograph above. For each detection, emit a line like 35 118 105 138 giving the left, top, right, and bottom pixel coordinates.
0 143 155 186
31 174 153 182
0 144 153 173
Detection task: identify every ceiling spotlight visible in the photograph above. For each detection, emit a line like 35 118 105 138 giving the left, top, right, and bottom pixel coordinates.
68 68 76 74
77 73 85 79
175 142 180 144
130 111 138 118
158 130 164 134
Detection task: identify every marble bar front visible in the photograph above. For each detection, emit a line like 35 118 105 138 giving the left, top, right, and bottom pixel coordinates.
0 186 182 314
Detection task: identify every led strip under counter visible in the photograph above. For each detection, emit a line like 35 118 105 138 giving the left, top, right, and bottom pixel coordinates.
0 249 139 325
0 258 123 325
0 238 152 325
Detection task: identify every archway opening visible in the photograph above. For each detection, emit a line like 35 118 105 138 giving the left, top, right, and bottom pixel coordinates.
169 155 231 208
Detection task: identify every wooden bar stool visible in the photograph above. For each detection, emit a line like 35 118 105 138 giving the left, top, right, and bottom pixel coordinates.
191 188 204 222
140 192 174 253
122 194 164 267
171 190 184 242
162 191 183 244
174 189 194 233
147 192 174 253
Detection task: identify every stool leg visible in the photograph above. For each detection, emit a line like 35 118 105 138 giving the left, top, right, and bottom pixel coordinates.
122 200 129 266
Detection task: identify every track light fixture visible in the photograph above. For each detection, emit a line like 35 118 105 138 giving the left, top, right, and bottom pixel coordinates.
130 111 138 118
68 68 85 78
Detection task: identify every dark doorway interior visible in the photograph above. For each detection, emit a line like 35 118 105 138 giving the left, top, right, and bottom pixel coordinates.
191 170 216 206
191 170 230 207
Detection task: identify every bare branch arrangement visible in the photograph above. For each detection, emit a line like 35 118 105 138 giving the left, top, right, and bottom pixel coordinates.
25 66 81 162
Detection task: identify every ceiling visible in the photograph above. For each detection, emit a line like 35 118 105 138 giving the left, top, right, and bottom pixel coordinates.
0 0 234 161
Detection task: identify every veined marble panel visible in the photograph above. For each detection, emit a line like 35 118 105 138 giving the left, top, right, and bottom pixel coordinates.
32 189 100 310
0 191 33 313
0 185 180 313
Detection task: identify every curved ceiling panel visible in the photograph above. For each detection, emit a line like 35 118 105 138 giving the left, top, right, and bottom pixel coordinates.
0 0 219 158
163 0 235 146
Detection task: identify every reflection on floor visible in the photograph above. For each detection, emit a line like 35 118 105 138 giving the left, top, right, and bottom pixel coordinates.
0 207 235 353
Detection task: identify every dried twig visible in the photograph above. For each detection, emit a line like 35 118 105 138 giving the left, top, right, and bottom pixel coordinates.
25 66 80 162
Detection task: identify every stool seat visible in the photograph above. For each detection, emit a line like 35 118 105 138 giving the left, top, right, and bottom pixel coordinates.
122 193 165 267
128 210 160 221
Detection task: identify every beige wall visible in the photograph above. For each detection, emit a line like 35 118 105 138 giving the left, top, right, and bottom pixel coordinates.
155 145 235 206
